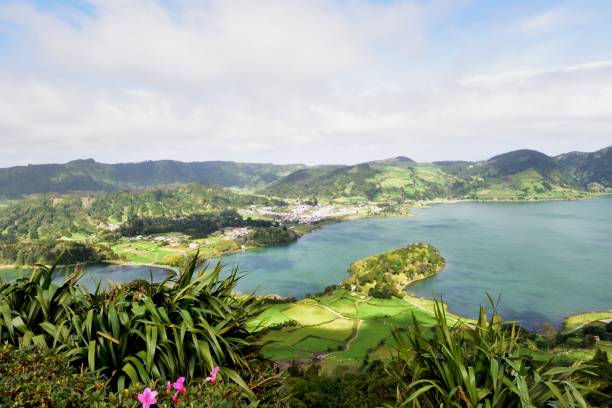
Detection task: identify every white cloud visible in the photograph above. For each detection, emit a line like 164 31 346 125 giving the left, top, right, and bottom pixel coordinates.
518 6 576 34
0 1 610 166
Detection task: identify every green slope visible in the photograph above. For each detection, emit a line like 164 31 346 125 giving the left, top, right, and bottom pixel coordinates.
1 146 610 200
265 146 612 200
0 184 281 240
0 159 305 198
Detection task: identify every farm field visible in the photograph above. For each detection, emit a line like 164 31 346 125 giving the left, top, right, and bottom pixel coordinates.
562 311 612 333
255 289 459 373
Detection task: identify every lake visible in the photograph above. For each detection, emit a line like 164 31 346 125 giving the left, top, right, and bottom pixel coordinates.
216 196 612 328
0 263 172 292
2 197 609 328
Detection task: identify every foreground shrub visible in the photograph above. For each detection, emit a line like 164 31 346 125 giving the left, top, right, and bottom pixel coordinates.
389 298 596 407
0 255 264 391
283 361 397 407
0 344 108 407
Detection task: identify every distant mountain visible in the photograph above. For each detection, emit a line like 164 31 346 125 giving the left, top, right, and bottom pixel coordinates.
555 146 612 188
0 159 305 198
265 146 612 200
365 156 417 167
264 161 460 201
484 150 556 177
1 146 610 200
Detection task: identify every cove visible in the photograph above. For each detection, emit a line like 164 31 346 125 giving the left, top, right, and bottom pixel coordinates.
216 196 612 328
0 263 172 292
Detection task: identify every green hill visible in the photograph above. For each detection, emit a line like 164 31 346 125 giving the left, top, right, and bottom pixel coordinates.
344 242 446 298
265 146 612 200
264 163 459 201
1 146 610 201
0 159 305 198
0 184 281 241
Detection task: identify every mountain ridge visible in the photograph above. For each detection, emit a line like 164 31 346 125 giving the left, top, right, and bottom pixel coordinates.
0 146 610 199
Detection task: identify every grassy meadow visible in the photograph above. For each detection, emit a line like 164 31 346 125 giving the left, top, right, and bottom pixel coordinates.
252 289 464 373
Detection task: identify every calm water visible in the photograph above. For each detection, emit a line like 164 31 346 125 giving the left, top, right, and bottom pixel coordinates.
2 198 609 327
216 196 612 328
0 263 172 291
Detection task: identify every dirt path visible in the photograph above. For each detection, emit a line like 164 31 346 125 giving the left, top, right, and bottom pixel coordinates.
316 298 366 361
315 303 352 320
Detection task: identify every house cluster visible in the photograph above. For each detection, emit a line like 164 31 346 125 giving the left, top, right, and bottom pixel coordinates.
128 235 183 246
222 227 250 240
242 204 370 224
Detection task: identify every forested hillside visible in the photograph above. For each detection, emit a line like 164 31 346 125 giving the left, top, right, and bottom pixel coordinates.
265 146 612 200
0 184 282 241
1 146 609 200
0 159 304 198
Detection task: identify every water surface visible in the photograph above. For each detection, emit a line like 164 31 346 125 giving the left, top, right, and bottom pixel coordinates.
216 197 612 328
2 198 609 328
0 263 172 291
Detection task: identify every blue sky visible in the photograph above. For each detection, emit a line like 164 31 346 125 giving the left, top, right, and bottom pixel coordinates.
0 0 611 166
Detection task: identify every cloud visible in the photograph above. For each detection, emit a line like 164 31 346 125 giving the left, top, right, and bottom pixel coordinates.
0 0 611 166
518 6 577 34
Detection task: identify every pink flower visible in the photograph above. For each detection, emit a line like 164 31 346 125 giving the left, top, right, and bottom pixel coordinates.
137 387 158 408
171 376 187 404
206 367 220 385
166 381 171 392
173 376 186 393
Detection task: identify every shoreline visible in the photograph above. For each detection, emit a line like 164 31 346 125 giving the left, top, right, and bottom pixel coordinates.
3 194 609 329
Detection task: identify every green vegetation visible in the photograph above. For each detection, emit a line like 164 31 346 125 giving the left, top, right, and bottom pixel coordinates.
0 158 305 199
345 242 445 298
265 146 612 201
242 226 299 247
0 256 262 391
0 254 609 406
111 239 184 264
119 208 272 238
0 184 297 267
389 300 596 407
0 184 281 241
280 300 603 407
0 240 117 265
0 344 110 407
257 289 445 371
264 162 461 201
563 311 612 333
0 343 287 407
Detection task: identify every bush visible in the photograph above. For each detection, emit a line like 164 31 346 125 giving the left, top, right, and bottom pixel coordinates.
0 344 287 407
284 361 397 407
0 255 264 392
389 298 596 407
0 344 108 407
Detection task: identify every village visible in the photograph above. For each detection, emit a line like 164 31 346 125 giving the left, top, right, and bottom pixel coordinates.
240 203 380 224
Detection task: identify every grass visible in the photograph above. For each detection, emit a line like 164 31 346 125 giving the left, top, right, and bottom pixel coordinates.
111 240 179 264
281 304 338 325
529 341 612 363
562 311 612 332
247 304 294 331
111 235 242 265
254 289 467 368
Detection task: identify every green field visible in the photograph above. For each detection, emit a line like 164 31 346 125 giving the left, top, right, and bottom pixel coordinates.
256 289 462 372
562 311 612 333
256 287 611 373
111 235 242 265
111 240 180 264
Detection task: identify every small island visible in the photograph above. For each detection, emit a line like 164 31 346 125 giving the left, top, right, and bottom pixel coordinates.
343 242 445 298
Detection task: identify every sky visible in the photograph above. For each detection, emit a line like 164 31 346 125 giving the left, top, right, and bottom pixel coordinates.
0 0 611 167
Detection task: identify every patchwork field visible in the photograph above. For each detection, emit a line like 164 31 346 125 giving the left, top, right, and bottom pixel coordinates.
254 289 456 373
563 311 612 333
